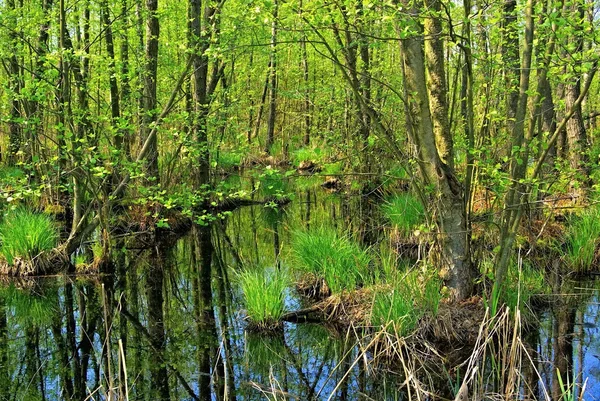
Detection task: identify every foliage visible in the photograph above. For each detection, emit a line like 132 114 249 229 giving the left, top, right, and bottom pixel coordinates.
292 226 371 293
239 267 289 330
381 194 425 236
0 209 58 265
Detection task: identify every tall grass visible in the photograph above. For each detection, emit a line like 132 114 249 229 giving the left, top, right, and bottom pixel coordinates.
381 194 425 236
239 268 289 330
292 227 371 293
371 288 419 337
370 267 441 336
0 209 59 265
564 206 600 272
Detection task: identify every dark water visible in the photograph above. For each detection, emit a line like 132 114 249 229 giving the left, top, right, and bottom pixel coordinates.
0 177 597 400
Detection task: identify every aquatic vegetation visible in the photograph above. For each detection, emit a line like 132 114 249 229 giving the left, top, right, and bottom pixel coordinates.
292 227 371 294
255 167 288 199
239 268 289 330
381 193 425 236
564 206 600 272
0 209 59 265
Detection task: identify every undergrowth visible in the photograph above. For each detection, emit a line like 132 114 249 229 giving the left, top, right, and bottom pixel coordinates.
0 208 59 265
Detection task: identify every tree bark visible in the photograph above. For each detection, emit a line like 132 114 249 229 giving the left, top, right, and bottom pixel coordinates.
399 2 473 301
502 0 521 152
142 0 160 181
424 0 453 169
565 0 589 185
265 0 278 154
6 0 22 165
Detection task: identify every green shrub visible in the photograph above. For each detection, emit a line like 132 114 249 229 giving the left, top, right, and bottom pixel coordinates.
292 227 371 293
239 268 289 330
564 206 600 272
0 209 59 265
381 194 425 236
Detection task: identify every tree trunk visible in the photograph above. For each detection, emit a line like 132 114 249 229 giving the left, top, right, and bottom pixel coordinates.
101 0 122 152
142 0 160 181
265 0 278 154
502 0 521 153
300 0 311 146
399 2 473 301
6 0 22 165
424 0 453 169
565 1 589 186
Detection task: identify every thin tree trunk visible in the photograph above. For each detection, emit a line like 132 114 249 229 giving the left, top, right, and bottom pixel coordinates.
300 0 311 146
7 0 22 165
101 0 122 151
565 1 589 187
265 0 278 154
502 0 520 155
142 0 160 181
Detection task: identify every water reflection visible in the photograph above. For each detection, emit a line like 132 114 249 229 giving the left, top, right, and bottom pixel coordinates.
2 183 600 400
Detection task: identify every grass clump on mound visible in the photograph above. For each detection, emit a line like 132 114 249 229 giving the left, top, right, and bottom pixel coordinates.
370 269 442 337
0 209 59 265
239 268 289 330
497 260 548 316
292 227 371 294
564 206 600 272
381 194 425 236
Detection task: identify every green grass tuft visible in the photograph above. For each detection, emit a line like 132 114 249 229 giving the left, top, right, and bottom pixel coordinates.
239 268 289 330
503 260 548 313
0 209 59 265
214 150 243 169
371 267 441 337
381 194 425 236
371 288 418 337
292 227 371 294
291 147 323 167
564 206 600 272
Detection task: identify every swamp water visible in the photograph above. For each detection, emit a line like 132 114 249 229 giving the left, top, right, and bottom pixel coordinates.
0 178 598 400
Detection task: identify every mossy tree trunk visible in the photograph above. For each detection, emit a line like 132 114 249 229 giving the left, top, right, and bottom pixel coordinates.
399 0 474 301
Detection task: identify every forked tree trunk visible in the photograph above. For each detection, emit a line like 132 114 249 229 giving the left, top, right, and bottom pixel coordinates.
399 2 473 301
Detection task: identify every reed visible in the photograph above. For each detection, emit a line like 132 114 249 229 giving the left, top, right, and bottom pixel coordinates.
0 208 58 265
292 226 371 294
